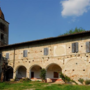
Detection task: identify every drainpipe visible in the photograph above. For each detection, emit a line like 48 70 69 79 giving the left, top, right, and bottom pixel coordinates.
13 48 15 79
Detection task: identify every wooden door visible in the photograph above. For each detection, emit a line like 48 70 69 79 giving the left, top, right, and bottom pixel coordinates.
31 72 34 78
54 72 58 78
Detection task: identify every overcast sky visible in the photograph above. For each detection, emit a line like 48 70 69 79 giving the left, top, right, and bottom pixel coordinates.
0 0 90 44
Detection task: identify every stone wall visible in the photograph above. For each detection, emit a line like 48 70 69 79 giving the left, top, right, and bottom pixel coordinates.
1 35 90 81
0 18 9 46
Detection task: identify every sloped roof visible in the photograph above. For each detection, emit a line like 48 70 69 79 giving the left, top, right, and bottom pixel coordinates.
0 30 90 49
0 8 5 20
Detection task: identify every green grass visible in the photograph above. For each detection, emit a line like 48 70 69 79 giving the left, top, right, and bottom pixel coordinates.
0 81 90 90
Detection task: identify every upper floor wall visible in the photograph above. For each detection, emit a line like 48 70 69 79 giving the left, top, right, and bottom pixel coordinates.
1 35 90 62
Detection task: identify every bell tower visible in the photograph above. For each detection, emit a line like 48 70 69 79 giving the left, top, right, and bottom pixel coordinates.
0 8 9 46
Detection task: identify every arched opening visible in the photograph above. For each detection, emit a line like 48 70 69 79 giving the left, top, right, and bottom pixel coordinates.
6 66 13 81
16 66 26 79
46 63 62 82
30 65 42 80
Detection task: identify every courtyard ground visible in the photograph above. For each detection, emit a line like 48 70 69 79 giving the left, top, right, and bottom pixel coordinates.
0 81 90 90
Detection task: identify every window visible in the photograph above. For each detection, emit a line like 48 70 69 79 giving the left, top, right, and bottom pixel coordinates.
86 42 90 53
0 23 5 30
72 42 78 53
23 50 27 57
44 48 48 55
6 53 9 59
1 33 4 40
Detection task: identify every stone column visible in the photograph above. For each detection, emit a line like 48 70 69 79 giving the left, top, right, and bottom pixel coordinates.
13 69 16 79
26 69 30 78
13 68 18 79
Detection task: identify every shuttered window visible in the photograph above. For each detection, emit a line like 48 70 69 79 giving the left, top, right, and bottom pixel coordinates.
44 48 48 55
72 42 78 53
6 53 9 59
86 42 90 53
23 50 28 57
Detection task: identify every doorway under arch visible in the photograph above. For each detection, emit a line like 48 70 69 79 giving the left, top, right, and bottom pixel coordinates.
6 66 13 81
30 65 42 80
46 63 62 82
16 66 26 79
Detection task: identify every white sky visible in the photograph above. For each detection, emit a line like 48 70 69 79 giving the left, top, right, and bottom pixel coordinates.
61 0 90 17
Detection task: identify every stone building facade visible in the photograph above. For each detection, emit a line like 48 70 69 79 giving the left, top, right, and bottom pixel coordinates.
0 8 9 75
0 9 90 82
0 8 9 46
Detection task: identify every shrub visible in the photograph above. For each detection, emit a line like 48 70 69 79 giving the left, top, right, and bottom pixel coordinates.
40 69 46 81
71 80 78 85
24 78 31 81
85 80 90 85
20 78 31 82
78 78 84 84
60 72 78 85
60 72 71 83
64 75 71 82
60 72 66 82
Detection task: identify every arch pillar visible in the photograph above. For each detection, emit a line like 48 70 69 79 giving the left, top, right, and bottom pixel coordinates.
13 69 16 79
26 69 30 78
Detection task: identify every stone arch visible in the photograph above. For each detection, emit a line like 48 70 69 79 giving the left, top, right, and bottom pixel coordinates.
15 65 27 79
29 64 42 80
29 64 42 70
46 63 62 82
63 58 87 80
46 63 62 70
64 57 86 65
15 64 27 71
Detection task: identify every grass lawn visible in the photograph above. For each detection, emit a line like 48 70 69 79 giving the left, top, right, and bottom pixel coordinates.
0 81 90 90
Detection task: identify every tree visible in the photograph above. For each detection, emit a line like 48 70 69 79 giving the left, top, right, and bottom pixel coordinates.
63 27 85 35
40 69 46 82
